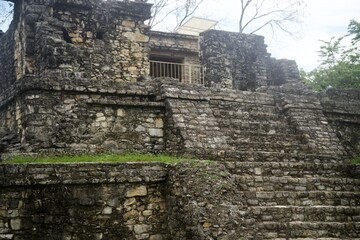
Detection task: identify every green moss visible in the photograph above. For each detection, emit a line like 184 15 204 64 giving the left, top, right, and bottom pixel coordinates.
3 153 193 164
351 155 360 164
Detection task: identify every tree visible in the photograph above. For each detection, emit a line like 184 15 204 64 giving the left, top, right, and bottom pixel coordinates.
303 20 360 90
238 0 305 35
147 0 205 31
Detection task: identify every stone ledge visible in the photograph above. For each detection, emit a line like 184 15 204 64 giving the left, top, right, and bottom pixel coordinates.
0 162 168 186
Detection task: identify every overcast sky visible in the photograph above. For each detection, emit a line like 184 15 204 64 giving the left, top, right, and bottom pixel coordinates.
160 0 360 71
1 0 359 71
152 0 360 71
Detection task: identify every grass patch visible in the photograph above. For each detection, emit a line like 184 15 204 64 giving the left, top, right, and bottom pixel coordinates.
3 153 192 164
351 155 360 164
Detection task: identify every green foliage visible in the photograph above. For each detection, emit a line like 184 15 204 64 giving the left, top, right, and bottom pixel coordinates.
351 155 360 164
4 153 192 164
303 20 360 90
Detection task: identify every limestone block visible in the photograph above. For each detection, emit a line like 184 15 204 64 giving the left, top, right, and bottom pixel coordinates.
155 118 163 128
0 234 14 240
149 235 163 240
10 219 21 230
135 125 146 132
136 233 150 240
117 108 126 117
124 209 138 220
149 129 163 137
122 20 136 28
124 32 149 43
134 224 152 234
142 210 152 216
126 186 147 197
124 198 137 206
102 206 112 215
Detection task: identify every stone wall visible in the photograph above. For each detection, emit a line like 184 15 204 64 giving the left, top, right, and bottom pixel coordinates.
1 160 359 240
0 0 154 155
166 161 360 240
0 162 168 240
0 0 151 90
0 78 166 154
0 0 27 94
1 79 359 160
321 88 360 156
0 0 359 161
199 30 269 90
149 31 199 58
267 58 301 86
34 0 151 83
199 30 304 91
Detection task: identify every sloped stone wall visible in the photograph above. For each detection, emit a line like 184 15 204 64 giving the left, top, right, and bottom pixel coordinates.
0 162 168 240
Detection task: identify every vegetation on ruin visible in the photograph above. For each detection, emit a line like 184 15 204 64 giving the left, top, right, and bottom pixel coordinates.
351 155 360 164
3 153 194 164
302 20 360 90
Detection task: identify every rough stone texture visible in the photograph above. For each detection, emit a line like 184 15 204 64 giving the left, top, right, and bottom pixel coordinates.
166 162 245 240
0 162 168 240
200 30 269 90
149 31 199 57
199 30 302 91
0 0 152 94
1 161 360 239
320 88 360 156
0 1 360 239
1 78 358 162
267 58 301 86
166 161 360 240
156 80 350 161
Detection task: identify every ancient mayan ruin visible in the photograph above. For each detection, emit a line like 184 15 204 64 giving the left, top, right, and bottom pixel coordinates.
0 0 359 239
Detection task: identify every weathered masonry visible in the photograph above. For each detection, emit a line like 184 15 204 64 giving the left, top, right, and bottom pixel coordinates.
0 0 360 239
0 0 358 157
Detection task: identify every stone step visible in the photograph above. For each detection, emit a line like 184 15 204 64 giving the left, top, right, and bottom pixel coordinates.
219 122 294 133
236 176 360 192
252 221 360 239
244 191 360 206
229 162 346 177
225 151 345 163
229 141 309 152
228 141 343 155
229 130 298 138
247 205 360 222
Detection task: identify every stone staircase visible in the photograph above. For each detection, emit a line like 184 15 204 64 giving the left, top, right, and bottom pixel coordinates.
229 156 360 240
161 82 359 239
210 98 312 156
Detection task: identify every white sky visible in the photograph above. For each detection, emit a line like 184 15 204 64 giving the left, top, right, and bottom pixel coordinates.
153 0 360 71
1 0 359 71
